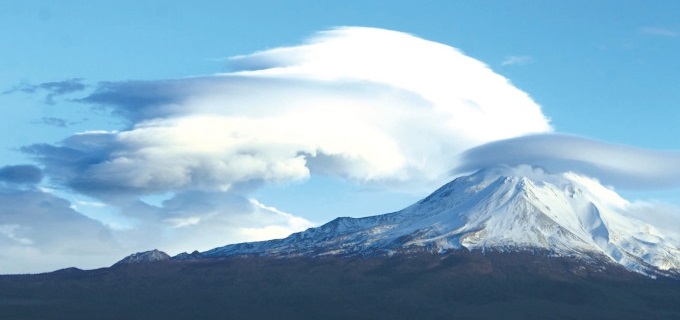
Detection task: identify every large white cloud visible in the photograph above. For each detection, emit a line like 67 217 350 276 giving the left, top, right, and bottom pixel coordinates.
31 27 551 196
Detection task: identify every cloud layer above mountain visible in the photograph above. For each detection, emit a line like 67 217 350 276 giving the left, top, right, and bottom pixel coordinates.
4 27 557 273
17 27 678 272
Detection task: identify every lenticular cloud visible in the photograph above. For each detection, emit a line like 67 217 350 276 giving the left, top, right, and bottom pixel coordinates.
458 134 680 189
36 27 552 196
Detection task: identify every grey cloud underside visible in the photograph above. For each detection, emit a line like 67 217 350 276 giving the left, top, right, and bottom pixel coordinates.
22 132 125 196
458 134 680 189
78 79 202 122
79 75 430 123
0 165 43 184
22 133 273 197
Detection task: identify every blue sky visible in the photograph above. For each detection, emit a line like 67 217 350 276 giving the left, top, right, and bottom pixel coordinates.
1 1 679 273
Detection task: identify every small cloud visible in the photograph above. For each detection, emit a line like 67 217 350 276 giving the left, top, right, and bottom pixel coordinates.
502 55 533 66
34 116 84 128
4 78 87 104
37 117 69 128
164 216 202 228
73 200 107 208
41 117 68 127
639 27 678 37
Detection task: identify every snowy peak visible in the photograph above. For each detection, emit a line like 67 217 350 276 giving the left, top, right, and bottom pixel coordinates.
114 249 170 266
201 166 680 277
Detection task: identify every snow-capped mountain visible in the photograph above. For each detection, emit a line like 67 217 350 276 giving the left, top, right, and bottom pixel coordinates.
188 166 680 276
114 249 170 266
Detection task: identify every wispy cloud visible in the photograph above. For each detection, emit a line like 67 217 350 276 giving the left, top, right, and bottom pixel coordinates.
3 78 86 104
34 116 85 128
639 27 678 37
502 55 533 66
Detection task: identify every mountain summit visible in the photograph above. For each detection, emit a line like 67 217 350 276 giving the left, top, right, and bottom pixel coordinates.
114 249 170 266
191 165 679 277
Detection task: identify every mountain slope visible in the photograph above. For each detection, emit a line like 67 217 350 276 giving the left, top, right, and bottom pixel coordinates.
197 165 680 277
4 252 680 320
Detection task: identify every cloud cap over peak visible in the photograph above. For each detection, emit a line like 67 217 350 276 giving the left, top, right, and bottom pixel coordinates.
458 134 680 189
